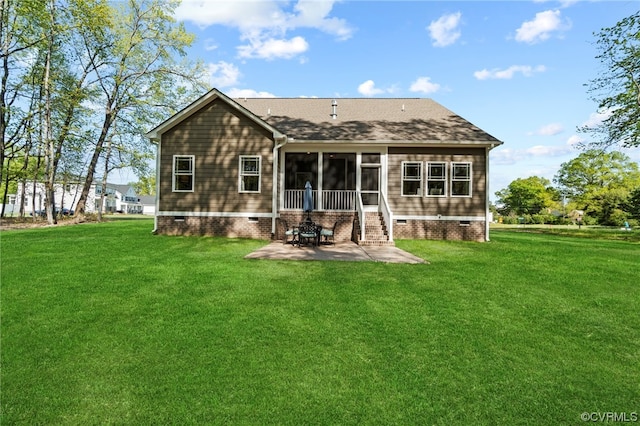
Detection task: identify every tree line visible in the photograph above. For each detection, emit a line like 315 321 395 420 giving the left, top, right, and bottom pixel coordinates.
0 0 208 223
494 150 640 226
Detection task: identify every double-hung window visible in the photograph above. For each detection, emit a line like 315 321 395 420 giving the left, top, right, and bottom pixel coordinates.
239 155 261 193
401 162 422 196
426 162 447 196
451 162 472 197
173 155 194 192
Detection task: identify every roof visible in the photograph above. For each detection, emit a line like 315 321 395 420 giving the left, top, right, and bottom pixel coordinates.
237 97 502 145
145 88 502 147
108 183 133 194
139 195 156 205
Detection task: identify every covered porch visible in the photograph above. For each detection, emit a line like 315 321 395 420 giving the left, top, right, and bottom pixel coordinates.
276 150 394 245
280 151 383 211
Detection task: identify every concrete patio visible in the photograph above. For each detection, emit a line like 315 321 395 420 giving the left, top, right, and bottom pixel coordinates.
245 242 427 264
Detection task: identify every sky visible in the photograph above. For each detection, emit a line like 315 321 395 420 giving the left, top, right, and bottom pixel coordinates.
151 0 640 199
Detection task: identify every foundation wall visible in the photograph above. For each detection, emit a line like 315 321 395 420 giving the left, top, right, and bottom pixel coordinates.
157 216 272 239
393 219 486 242
156 213 487 242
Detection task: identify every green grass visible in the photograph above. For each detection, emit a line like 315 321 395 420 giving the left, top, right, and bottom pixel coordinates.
1 219 638 424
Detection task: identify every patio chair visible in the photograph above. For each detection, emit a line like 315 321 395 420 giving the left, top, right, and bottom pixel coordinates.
281 220 298 245
297 222 318 247
320 221 337 245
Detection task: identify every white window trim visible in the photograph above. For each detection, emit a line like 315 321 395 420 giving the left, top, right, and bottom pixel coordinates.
426 161 448 197
401 161 422 197
172 155 195 192
239 155 261 193
451 162 472 197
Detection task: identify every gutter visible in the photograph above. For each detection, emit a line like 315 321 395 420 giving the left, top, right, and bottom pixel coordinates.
485 143 495 241
272 134 288 238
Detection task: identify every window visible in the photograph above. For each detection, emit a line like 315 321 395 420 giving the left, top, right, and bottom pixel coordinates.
426 162 447 196
239 155 261 193
451 162 472 197
401 162 422 196
173 155 194 192
362 153 380 164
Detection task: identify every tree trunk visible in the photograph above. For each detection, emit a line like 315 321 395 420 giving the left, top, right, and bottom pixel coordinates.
42 0 56 225
97 135 113 222
18 180 25 217
74 109 113 218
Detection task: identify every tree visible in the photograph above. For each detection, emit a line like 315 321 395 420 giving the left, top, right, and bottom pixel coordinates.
495 176 557 217
130 171 155 196
73 0 208 218
580 11 640 148
554 150 640 224
626 187 640 220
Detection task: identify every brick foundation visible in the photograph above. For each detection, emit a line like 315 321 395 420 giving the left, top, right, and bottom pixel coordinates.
156 214 486 242
393 219 486 242
157 216 272 239
277 212 357 243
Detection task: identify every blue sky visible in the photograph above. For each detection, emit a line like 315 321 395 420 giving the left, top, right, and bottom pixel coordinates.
166 0 640 198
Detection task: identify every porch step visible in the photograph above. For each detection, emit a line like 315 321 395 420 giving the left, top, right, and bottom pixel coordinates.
355 212 394 246
358 239 396 247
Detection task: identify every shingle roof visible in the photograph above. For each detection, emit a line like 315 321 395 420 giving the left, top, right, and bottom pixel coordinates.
236 98 501 144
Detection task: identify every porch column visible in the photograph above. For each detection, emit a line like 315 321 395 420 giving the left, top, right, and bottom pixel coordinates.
317 151 323 211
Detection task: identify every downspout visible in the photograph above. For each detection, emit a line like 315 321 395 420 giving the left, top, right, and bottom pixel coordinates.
272 135 288 238
485 144 493 241
152 138 160 234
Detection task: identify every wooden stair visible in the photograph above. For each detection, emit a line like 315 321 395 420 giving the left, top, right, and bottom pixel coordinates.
355 212 394 246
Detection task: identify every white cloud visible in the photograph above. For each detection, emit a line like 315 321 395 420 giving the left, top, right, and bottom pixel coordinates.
238 36 309 60
175 0 353 60
358 80 385 96
526 145 572 156
428 12 462 47
409 77 441 94
536 123 564 136
226 88 277 98
290 0 353 41
515 10 571 44
208 61 241 88
175 1 284 30
566 135 584 146
491 142 576 165
581 109 613 128
474 65 546 80
204 38 218 51
533 0 579 8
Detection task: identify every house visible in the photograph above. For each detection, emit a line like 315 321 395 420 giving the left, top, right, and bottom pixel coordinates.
139 195 156 215
145 88 503 243
14 182 143 216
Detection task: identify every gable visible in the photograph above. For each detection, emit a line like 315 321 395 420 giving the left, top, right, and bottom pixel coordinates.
145 88 285 142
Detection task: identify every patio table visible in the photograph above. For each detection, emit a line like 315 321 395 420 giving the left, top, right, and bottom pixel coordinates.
297 222 322 247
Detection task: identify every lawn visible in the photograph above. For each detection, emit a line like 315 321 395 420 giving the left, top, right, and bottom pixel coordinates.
1 218 638 424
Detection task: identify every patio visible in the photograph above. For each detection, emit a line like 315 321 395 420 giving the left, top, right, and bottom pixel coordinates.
245 241 426 264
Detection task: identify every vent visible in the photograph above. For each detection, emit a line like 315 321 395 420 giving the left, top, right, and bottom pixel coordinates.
331 99 337 119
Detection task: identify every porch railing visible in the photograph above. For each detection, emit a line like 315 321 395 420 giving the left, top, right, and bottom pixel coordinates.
379 192 393 243
356 192 365 241
322 190 356 211
283 189 356 211
284 189 316 210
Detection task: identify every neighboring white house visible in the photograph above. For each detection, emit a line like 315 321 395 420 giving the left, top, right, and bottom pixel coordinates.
13 182 144 216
